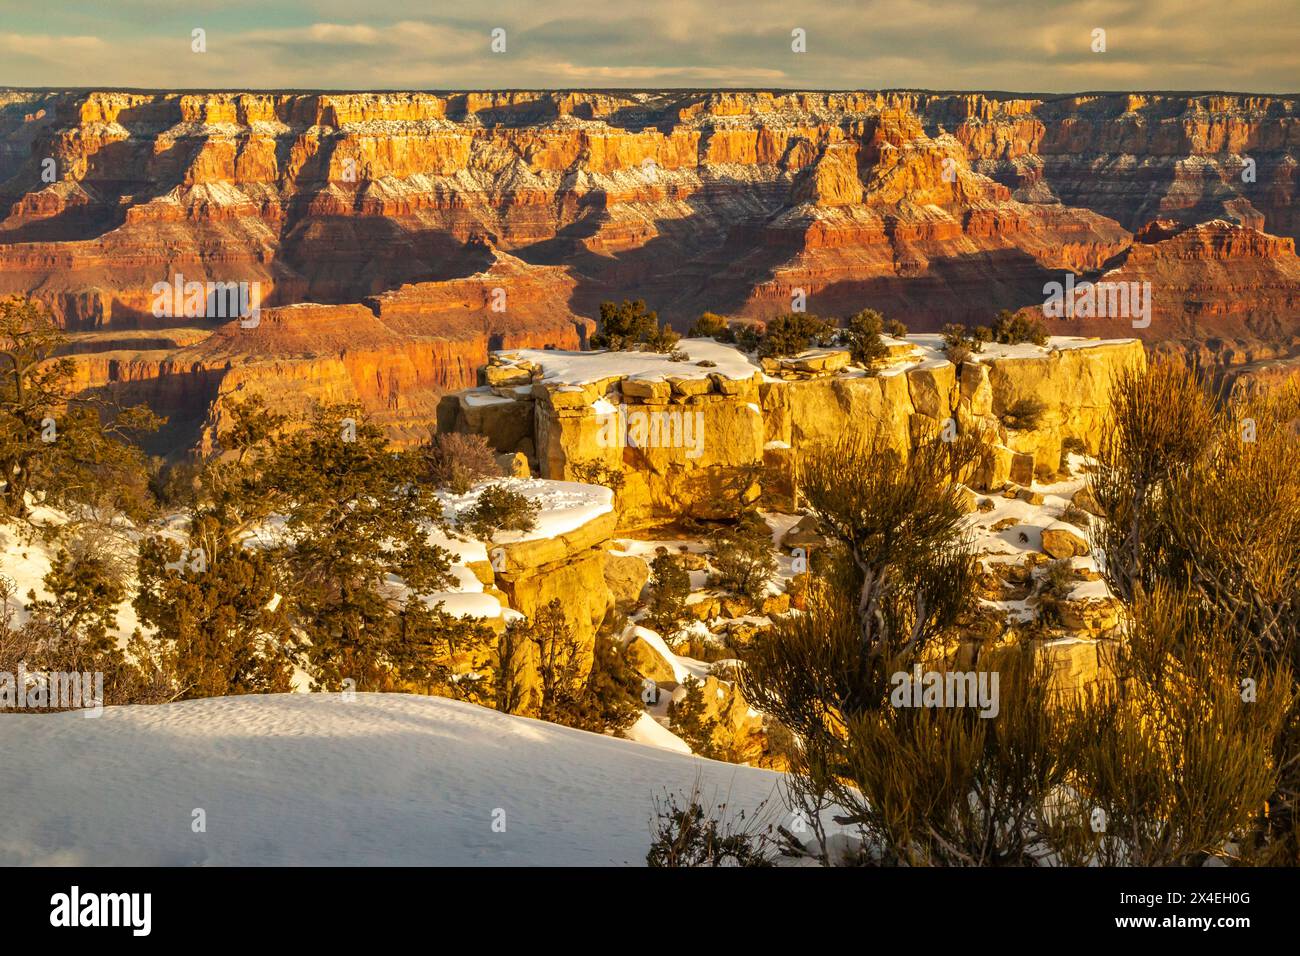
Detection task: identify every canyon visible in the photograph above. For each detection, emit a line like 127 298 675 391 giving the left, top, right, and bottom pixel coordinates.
0 88 1296 453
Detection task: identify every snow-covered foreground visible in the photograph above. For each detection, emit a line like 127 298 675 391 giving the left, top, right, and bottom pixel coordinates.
0 693 793 867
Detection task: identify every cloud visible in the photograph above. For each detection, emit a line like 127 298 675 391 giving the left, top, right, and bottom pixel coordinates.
0 0 1295 92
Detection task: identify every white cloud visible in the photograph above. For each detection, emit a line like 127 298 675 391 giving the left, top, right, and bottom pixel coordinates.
0 1 1295 92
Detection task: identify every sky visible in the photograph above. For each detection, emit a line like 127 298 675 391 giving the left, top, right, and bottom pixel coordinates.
0 0 1296 94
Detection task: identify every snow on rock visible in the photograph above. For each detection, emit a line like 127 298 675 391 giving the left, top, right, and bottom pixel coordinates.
625 711 693 755
0 693 790 866
440 478 614 544
504 338 762 386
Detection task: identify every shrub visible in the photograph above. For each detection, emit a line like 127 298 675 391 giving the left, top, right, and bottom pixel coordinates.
590 299 679 353
733 324 761 353
885 318 909 338
842 309 889 370
644 551 692 636
992 309 1049 346
668 676 724 757
425 431 499 494
646 785 777 867
940 322 987 355
1058 503 1091 530
688 312 734 341
569 458 625 493
1044 558 1075 594
709 513 777 603
1000 397 1047 430
458 484 540 541
756 313 834 359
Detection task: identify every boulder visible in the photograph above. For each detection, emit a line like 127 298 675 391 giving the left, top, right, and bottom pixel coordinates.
784 350 850 374
625 631 681 686
1041 522 1090 559
1034 638 1119 696
781 515 826 550
721 596 753 619
668 376 713 397
688 596 721 621
485 364 533 387
603 553 650 605
622 378 671 402
496 451 530 478
1056 596 1122 635
1009 452 1036 487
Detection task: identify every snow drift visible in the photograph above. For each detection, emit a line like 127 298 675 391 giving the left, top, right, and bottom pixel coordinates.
0 693 789 866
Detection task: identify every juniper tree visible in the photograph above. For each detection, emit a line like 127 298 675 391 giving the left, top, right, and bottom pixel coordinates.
644 551 691 637
591 299 679 353
258 404 455 691
25 536 128 658
0 295 160 521
457 484 539 541
991 309 1048 346
708 511 777 604
133 520 295 699
668 676 725 759
688 312 734 341
842 309 889 371
756 313 834 359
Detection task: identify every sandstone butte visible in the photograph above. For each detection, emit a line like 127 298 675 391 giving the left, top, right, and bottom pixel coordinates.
0 88 1296 452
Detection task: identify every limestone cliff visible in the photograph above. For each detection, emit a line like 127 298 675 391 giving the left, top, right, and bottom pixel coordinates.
454 335 1145 528
1 89 1294 340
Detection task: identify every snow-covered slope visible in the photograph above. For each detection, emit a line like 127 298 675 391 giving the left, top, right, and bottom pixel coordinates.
0 693 790 866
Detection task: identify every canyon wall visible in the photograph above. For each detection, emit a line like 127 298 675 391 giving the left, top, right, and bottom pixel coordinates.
0 89 1293 454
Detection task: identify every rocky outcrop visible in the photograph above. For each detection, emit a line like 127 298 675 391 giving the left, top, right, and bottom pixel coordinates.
490 508 618 663
1038 219 1300 345
459 336 1145 527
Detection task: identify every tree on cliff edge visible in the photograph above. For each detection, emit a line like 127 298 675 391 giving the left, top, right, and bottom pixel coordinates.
0 296 158 521
591 299 680 353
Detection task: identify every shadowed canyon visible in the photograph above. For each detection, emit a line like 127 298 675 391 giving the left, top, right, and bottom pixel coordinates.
1 88 1297 454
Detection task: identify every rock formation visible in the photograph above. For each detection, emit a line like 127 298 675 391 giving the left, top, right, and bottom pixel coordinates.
1 89 1293 453
463 335 1145 528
